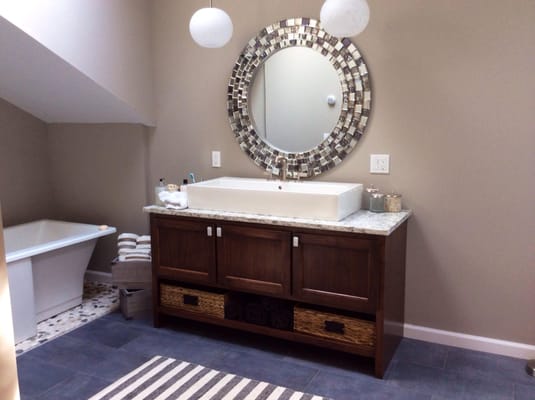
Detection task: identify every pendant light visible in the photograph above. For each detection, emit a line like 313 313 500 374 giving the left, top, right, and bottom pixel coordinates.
189 0 233 48
320 0 370 38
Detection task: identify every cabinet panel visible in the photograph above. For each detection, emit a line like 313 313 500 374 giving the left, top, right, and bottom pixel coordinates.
152 216 215 284
217 224 291 296
292 232 378 312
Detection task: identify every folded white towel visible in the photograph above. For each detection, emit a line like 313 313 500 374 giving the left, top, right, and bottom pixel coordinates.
159 191 187 209
119 248 142 256
136 243 151 250
118 233 139 241
119 254 152 262
120 248 151 255
125 254 151 259
136 235 151 244
117 240 137 249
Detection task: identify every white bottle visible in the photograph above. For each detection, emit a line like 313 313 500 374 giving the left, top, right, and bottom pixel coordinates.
154 178 166 206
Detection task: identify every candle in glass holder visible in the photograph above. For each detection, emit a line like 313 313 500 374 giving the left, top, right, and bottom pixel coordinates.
385 193 402 212
369 193 385 212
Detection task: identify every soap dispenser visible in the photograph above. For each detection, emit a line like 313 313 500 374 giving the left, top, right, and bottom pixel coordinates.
154 178 166 206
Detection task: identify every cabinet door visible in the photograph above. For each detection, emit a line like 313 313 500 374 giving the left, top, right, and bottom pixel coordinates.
217 224 291 296
151 216 216 284
292 232 378 313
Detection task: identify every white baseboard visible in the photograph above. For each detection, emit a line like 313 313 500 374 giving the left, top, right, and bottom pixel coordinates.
84 269 112 283
404 323 535 359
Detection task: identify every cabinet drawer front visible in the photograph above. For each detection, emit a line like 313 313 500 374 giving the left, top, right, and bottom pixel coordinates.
292 233 378 312
294 306 375 351
160 284 225 318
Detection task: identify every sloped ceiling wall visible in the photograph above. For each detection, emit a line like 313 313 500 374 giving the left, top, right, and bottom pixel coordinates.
0 0 154 125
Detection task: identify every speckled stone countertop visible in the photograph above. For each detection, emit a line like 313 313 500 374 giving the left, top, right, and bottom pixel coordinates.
143 205 411 236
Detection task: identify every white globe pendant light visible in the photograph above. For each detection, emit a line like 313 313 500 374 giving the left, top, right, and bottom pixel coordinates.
189 1 233 48
320 0 370 38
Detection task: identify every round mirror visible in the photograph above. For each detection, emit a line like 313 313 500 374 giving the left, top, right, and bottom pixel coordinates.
227 18 371 178
250 46 343 153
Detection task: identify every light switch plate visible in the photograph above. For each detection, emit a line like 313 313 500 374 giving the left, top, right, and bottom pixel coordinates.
370 154 390 174
211 151 221 168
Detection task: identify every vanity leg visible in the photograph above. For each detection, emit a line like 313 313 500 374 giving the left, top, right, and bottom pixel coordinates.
153 311 161 328
152 276 161 328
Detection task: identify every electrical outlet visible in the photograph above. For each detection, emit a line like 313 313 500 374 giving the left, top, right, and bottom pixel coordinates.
211 151 221 168
370 154 390 174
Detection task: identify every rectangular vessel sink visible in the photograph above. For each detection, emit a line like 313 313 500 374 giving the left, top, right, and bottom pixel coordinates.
186 177 362 221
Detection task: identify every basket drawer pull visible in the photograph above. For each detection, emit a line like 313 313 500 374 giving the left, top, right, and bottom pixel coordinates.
183 294 199 306
324 320 345 335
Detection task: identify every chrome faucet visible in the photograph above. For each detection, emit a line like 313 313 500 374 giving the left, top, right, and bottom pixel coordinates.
275 156 288 181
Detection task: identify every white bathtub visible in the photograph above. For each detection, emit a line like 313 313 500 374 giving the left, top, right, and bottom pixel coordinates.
4 219 116 343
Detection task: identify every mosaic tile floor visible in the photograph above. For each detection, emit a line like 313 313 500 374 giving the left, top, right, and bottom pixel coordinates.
15 281 119 355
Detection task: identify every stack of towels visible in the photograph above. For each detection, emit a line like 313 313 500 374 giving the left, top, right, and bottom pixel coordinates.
117 233 151 262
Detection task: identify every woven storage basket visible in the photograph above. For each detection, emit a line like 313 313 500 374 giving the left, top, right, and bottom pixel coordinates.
294 306 376 350
160 284 225 319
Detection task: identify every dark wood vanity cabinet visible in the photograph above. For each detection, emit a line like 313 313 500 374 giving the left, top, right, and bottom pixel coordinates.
150 212 408 378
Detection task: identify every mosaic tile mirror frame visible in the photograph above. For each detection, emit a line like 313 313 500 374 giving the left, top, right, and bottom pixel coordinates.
227 17 372 178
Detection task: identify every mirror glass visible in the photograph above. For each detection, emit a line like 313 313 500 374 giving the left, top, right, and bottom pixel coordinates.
249 47 342 153
227 18 372 179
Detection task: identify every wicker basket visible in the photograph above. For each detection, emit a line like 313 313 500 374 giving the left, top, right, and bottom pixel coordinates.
160 284 225 319
294 306 376 350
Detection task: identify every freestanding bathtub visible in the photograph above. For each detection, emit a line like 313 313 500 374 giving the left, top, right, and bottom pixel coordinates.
4 219 116 343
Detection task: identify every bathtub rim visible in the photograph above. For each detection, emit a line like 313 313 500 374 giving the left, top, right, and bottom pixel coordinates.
4 219 116 263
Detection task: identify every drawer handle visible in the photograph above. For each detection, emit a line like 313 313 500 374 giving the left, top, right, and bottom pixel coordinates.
183 294 199 306
324 320 345 335
207 226 213 237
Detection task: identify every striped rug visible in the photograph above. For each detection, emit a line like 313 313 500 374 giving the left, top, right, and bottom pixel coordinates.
89 355 329 400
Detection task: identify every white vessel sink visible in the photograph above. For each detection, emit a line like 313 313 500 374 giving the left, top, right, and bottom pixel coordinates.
186 177 362 221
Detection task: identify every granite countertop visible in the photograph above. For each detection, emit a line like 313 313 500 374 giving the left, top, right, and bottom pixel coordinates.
143 205 411 236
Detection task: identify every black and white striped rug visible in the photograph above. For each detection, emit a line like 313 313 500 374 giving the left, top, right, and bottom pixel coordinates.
89 355 329 400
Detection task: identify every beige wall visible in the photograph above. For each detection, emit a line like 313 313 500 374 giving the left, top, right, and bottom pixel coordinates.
0 0 533 347
0 206 21 400
0 98 53 226
47 124 150 271
150 0 535 344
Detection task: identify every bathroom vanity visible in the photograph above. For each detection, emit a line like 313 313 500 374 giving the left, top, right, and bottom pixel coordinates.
144 16 391 377
145 205 410 378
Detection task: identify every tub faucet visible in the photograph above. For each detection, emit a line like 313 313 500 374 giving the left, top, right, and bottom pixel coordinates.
275 156 288 181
